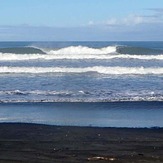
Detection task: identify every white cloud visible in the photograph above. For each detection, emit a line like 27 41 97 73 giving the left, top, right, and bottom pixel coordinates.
108 15 144 26
123 15 144 25
1 9 163 41
86 15 145 27
105 18 118 26
87 10 163 27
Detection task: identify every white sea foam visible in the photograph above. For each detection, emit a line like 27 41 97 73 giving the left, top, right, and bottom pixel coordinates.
1 52 163 61
1 96 163 103
0 66 163 75
0 90 75 96
0 53 47 61
1 86 163 102
47 46 117 55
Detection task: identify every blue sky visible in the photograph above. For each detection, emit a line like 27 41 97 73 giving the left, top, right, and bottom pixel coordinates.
0 0 163 41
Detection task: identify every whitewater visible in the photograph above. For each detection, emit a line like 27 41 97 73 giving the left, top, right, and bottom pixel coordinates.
1 41 163 128
1 46 163 61
0 41 163 103
1 66 163 75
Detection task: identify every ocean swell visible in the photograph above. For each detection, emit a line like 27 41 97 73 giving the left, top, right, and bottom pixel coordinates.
0 46 163 61
0 47 45 54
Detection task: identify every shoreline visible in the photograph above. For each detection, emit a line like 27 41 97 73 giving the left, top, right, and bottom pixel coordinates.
1 102 163 128
1 101 163 103
1 122 163 129
0 123 163 162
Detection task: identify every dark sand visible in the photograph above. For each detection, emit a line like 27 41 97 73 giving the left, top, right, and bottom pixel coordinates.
0 123 163 163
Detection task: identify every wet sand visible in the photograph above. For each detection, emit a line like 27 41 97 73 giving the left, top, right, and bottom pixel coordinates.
0 123 163 163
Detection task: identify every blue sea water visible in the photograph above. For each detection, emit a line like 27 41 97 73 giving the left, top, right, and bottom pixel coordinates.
0 41 163 127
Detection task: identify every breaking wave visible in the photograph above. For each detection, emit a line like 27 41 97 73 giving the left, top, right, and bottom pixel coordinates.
0 66 163 75
0 45 163 61
47 46 117 55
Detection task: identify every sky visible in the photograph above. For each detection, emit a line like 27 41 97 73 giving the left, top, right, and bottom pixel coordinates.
0 0 163 41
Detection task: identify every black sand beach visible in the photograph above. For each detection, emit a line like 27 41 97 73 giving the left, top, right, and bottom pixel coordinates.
0 123 163 163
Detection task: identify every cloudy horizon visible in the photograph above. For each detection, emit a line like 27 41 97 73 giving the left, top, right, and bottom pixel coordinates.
0 0 163 41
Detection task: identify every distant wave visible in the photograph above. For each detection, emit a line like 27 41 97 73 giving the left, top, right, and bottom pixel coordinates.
0 47 45 54
1 45 163 61
47 46 117 55
1 45 162 56
42 45 163 57
41 45 163 55
0 45 117 55
117 46 163 55
1 66 163 75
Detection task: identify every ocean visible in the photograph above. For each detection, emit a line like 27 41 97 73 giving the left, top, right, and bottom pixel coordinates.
0 41 163 127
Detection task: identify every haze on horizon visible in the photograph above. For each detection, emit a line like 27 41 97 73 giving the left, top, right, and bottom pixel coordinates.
0 0 163 41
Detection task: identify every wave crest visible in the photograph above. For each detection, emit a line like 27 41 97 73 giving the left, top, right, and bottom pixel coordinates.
48 46 117 55
1 45 163 61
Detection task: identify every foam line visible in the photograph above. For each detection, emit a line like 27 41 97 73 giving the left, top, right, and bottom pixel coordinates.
1 52 163 61
0 66 163 75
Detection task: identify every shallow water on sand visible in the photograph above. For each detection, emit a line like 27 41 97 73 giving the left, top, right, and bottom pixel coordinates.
0 102 163 128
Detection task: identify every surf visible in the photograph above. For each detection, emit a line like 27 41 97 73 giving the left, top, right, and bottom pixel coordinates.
1 53 163 61
1 45 163 61
1 66 163 75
